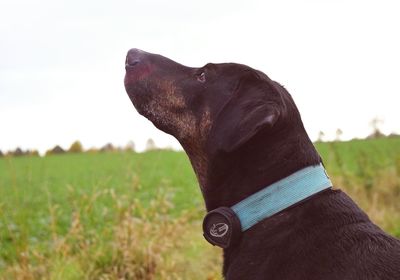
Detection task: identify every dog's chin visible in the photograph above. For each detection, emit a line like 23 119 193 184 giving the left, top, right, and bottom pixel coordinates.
146 116 178 140
130 99 177 137
151 119 175 136
126 87 152 114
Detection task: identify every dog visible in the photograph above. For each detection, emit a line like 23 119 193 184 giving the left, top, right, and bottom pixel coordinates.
124 49 400 280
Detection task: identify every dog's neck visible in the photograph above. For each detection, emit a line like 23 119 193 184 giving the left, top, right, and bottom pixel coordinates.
186 128 324 276
184 126 322 211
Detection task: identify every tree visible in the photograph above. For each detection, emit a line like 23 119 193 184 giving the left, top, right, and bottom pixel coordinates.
100 143 115 152
335 129 343 141
13 147 24 156
124 140 136 152
29 150 40 156
317 131 325 142
368 117 385 139
46 145 65 156
145 138 156 151
69 141 83 153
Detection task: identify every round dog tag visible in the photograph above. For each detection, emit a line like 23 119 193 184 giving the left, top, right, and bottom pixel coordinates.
203 207 242 248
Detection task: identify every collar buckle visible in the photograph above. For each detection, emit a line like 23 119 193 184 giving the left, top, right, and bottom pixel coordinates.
203 207 242 248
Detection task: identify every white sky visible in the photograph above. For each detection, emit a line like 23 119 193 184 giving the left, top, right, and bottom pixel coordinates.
1 0 399 153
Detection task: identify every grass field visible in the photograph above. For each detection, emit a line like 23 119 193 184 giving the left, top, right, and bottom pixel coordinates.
1 138 400 279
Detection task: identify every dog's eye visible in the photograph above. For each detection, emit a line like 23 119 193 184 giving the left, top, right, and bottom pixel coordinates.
197 72 206 83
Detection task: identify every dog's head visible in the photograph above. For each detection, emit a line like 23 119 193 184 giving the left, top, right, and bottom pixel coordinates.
124 49 299 155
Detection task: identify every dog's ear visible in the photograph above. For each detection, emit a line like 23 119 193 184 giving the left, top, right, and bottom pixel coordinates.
209 74 285 153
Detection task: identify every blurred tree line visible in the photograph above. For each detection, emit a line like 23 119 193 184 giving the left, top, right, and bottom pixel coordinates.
0 138 163 158
1 117 399 158
316 117 399 142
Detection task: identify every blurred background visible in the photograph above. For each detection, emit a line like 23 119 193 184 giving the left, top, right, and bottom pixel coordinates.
1 0 400 279
1 0 399 154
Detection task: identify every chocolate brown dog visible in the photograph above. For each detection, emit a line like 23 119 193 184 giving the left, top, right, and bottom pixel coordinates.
124 49 400 280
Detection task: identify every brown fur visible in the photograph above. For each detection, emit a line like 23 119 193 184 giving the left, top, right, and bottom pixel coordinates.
124 48 400 279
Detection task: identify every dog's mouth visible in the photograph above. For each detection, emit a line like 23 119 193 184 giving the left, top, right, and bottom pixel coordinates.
124 48 155 86
125 59 139 69
124 62 154 85
124 58 163 127
124 52 157 116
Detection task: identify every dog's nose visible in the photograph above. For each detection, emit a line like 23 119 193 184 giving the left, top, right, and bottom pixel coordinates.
125 48 144 69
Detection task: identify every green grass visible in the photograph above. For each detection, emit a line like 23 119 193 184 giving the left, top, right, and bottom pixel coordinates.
1 138 400 279
1 152 200 228
315 138 400 175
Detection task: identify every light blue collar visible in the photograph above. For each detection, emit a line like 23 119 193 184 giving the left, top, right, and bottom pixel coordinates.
231 163 332 231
